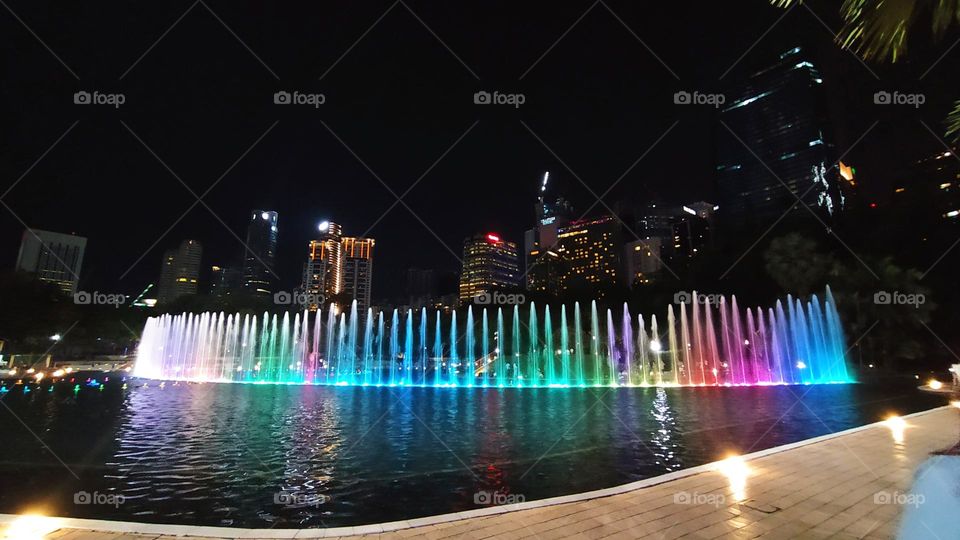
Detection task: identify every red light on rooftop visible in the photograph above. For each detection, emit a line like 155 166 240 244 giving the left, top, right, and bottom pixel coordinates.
486 233 500 242
869 202 878 208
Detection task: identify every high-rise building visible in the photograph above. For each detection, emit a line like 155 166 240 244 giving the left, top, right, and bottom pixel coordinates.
555 216 623 294
157 240 202 305
342 236 375 315
15 229 86 295
300 221 343 310
892 148 960 223
459 233 520 303
242 210 279 295
624 237 663 287
210 265 243 297
716 46 843 225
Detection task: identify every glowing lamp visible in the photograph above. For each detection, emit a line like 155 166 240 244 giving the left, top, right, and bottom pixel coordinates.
318 221 330 232
928 379 944 390
261 212 270 220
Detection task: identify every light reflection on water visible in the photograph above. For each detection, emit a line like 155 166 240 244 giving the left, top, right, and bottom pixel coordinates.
0 381 944 528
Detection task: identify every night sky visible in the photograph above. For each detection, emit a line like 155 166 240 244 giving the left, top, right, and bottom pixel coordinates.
2 1 957 299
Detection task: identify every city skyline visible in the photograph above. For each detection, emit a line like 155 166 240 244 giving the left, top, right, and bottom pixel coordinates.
3 1 958 301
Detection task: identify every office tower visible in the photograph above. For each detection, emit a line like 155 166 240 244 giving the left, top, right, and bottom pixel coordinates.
555 216 623 294
15 229 87 295
624 237 663 287
459 233 520 303
407 268 437 307
157 240 202 305
300 221 343 310
210 265 243 297
526 247 561 296
716 46 843 225
242 210 279 295
342 236 375 315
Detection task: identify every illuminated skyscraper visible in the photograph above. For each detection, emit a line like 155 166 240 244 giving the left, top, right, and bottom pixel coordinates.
300 221 343 310
157 239 202 305
716 46 843 225
242 210 279 295
459 233 520 303
342 236 375 315
555 216 623 294
15 229 86 295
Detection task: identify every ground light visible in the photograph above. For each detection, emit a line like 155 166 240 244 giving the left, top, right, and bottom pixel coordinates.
928 379 944 390
884 415 907 444
717 455 750 502
5 514 62 539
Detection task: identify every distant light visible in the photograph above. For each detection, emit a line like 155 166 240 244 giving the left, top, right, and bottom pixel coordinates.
50 334 61 342
951 400 960 409
318 221 330 232
34 372 44 382
52 370 64 377
486 233 500 243
796 361 807 369
682 206 696 216
928 379 944 390
869 202 878 209
261 212 270 220
650 340 662 353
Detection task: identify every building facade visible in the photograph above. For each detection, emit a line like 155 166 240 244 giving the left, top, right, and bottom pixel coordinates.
716 46 843 225
242 210 279 295
459 233 520 303
554 216 623 294
300 221 343 311
157 239 202 305
342 236 375 315
15 229 87 295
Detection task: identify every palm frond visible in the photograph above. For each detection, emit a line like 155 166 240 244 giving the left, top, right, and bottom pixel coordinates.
947 101 960 143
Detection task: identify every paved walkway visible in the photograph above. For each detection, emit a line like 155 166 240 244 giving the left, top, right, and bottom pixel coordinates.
4 406 958 539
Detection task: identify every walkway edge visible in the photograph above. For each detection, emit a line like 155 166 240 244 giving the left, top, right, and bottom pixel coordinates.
0 405 951 538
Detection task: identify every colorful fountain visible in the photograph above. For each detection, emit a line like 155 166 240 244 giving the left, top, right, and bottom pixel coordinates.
134 287 852 387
